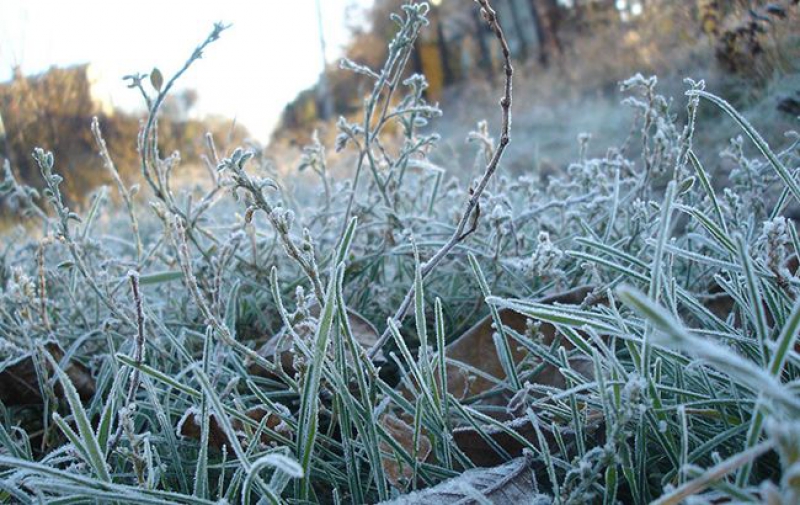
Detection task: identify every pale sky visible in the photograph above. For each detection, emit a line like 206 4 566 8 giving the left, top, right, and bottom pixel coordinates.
0 0 372 142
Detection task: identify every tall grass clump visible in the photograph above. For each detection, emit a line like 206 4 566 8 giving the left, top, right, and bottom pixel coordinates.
1 1 800 503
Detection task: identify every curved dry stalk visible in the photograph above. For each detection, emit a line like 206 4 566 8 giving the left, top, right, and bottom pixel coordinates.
368 0 514 359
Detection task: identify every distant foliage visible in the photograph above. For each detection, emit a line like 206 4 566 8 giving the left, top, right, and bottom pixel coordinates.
277 0 799 139
0 65 248 209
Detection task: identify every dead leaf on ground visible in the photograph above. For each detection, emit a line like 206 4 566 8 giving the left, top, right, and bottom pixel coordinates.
378 452 552 505
398 286 601 466
248 305 380 378
443 308 529 403
704 253 798 332
0 342 95 406
401 286 596 409
452 411 603 468
178 405 284 450
379 413 433 490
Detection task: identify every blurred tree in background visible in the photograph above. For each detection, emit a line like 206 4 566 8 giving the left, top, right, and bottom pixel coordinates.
276 0 799 141
0 64 248 211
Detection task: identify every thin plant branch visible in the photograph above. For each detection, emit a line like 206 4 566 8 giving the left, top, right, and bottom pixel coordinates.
368 0 514 359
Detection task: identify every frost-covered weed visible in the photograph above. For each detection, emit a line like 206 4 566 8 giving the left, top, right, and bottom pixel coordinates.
1 1 800 504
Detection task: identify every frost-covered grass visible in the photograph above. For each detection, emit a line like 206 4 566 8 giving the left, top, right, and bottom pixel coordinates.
1 1 800 504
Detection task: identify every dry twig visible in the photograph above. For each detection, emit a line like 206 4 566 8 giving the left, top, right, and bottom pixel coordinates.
368 0 514 358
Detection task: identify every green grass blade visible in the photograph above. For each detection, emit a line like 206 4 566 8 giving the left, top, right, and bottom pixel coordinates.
43 349 111 482
689 89 800 205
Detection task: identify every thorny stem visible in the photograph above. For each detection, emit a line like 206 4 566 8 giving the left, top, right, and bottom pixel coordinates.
368 0 514 359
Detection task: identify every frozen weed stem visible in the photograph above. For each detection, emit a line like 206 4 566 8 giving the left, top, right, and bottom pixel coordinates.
369 0 515 358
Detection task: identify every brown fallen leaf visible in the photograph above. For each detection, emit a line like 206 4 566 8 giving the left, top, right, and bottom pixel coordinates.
378 452 551 505
407 286 597 409
0 342 95 406
248 305 380 378
178 405 284 450
704 253 799 332
443 308 529 403
452 417 544 469
452 410 603 469
399 286 601 467
380 413 433 490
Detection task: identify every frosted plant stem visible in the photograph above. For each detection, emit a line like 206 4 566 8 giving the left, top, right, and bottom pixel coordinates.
368 0 514 359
